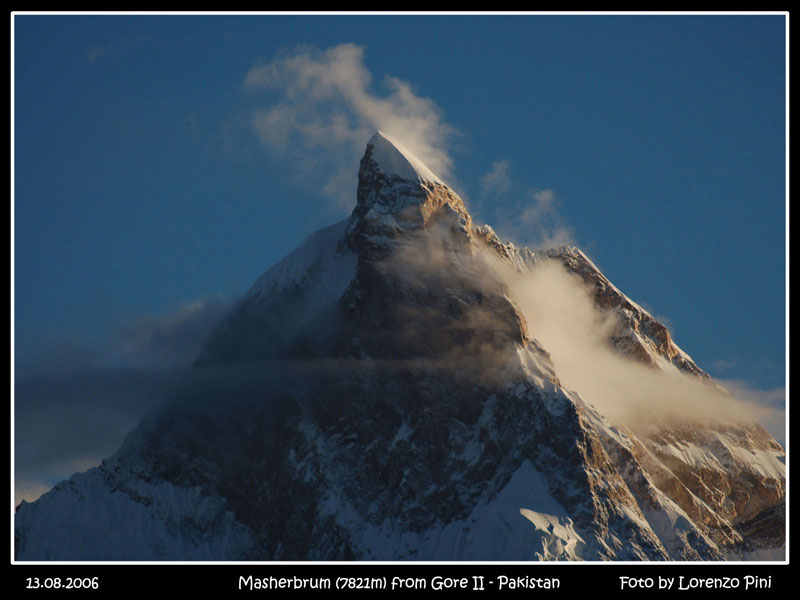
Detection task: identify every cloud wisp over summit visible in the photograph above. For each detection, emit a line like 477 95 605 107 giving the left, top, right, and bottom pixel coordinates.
244 43 459 208
241 42 576 251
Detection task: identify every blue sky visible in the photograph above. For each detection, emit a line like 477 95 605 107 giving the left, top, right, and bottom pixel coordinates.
13 13 786 500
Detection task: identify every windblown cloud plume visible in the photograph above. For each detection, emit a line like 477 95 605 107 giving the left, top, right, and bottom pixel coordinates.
244 43 458 207
490 256 784 440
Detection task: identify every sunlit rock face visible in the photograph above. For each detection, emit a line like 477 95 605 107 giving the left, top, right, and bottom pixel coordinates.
15 132 784 561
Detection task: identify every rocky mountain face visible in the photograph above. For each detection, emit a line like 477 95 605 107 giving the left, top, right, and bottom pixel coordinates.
15 131 785 561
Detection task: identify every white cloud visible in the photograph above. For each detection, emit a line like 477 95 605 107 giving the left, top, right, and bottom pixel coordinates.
489 256 783 441
476 156 576 251
490 186 575 251
480 160 511 196
244 43 458 208
519 188 574 248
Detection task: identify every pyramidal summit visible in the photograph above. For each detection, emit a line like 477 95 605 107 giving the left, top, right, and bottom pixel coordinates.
15 132 785 561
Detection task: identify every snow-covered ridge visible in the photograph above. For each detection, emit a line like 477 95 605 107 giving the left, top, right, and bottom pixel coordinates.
367 131 444 184
193 217 356 366
319 460 588 560
15 463 253 560
244 218 352 298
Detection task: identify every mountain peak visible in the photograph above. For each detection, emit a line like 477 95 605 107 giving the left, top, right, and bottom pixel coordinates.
15 129 785 563
349 131 470 243
366 130 443 184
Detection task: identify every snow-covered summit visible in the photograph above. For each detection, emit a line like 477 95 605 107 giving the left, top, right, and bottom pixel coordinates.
366 131 443 184
348 131 470 247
